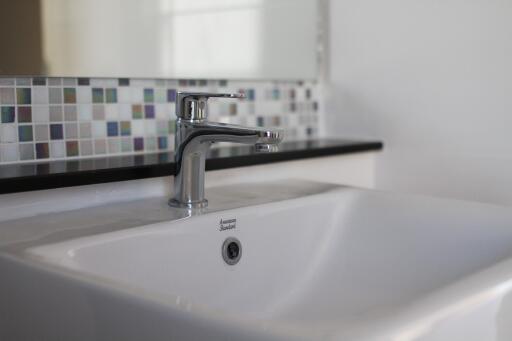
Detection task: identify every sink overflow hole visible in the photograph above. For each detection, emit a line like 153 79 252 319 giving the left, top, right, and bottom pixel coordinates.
222 237 242 265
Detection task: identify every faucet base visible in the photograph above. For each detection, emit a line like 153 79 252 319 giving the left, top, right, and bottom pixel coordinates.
168 198 208 209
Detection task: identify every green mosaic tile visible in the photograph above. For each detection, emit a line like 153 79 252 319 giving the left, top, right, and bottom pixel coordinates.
92 88 104 103
66 141 79 157
105 88 117 103
120 121 131 136
63 88 77 103
155 89 166 102
132 104 143 119
16 88 31 105
1 106 15 123
144 88 154 103
168 119 175 134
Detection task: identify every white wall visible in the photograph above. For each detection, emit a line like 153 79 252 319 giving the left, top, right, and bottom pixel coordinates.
326 0 512 205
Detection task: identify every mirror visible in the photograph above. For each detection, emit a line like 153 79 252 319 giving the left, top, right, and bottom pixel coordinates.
0 0 319 80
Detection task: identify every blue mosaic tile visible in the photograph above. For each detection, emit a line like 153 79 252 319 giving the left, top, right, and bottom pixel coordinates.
107 121 119 136
36 143 49 159
272 89 280 100
18 125 33 142
145 105 155 119
167 89 176 102
133 137 144 151
92 88 104 103
144 88 154 103
158 136 168 150
247 89 255 101
50 124 64 140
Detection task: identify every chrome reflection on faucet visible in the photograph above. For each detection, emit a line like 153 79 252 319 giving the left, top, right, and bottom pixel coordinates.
169 92 283 209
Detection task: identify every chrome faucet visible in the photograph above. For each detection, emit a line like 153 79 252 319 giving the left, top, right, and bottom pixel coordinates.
169 91 283 209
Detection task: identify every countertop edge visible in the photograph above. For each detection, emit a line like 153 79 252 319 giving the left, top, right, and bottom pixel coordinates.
0 139 383 194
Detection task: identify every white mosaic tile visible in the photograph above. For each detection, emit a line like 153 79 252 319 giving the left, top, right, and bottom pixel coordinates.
78 104 92 121
1 144 18 161
1 125 17 143
76 87 92 104
50 141 66 158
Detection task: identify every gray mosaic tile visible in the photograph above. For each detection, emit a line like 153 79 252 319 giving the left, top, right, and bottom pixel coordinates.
65 123 78 139
47 78 62 86
93 105 105 120
79 122 92 138
94 139 107 154
49 88 62 104
34 124 49 141
79 140 93 156
0 88 15 105
49 106 63 122
0 79 15 86
64 106 77 121
63 78 77 86
107 138 120 153
16 78 31 86
19 143 34 160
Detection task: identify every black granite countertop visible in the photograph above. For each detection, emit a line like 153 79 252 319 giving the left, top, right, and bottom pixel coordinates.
0 139 383 194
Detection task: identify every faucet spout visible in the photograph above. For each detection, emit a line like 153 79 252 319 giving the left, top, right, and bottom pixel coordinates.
169 92 283 209
180 121 282 146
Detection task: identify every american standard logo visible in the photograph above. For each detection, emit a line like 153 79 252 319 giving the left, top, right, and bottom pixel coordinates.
219 218 236 231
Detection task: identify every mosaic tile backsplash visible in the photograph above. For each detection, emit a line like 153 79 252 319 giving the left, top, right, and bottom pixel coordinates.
0 77 320 164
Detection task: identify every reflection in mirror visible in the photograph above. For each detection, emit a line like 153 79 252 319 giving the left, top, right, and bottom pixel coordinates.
0 0 319 79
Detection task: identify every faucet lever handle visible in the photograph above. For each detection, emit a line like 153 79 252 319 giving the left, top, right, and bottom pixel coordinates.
176 91 244 121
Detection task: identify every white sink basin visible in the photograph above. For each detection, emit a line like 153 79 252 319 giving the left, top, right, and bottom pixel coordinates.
3 181 512 340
